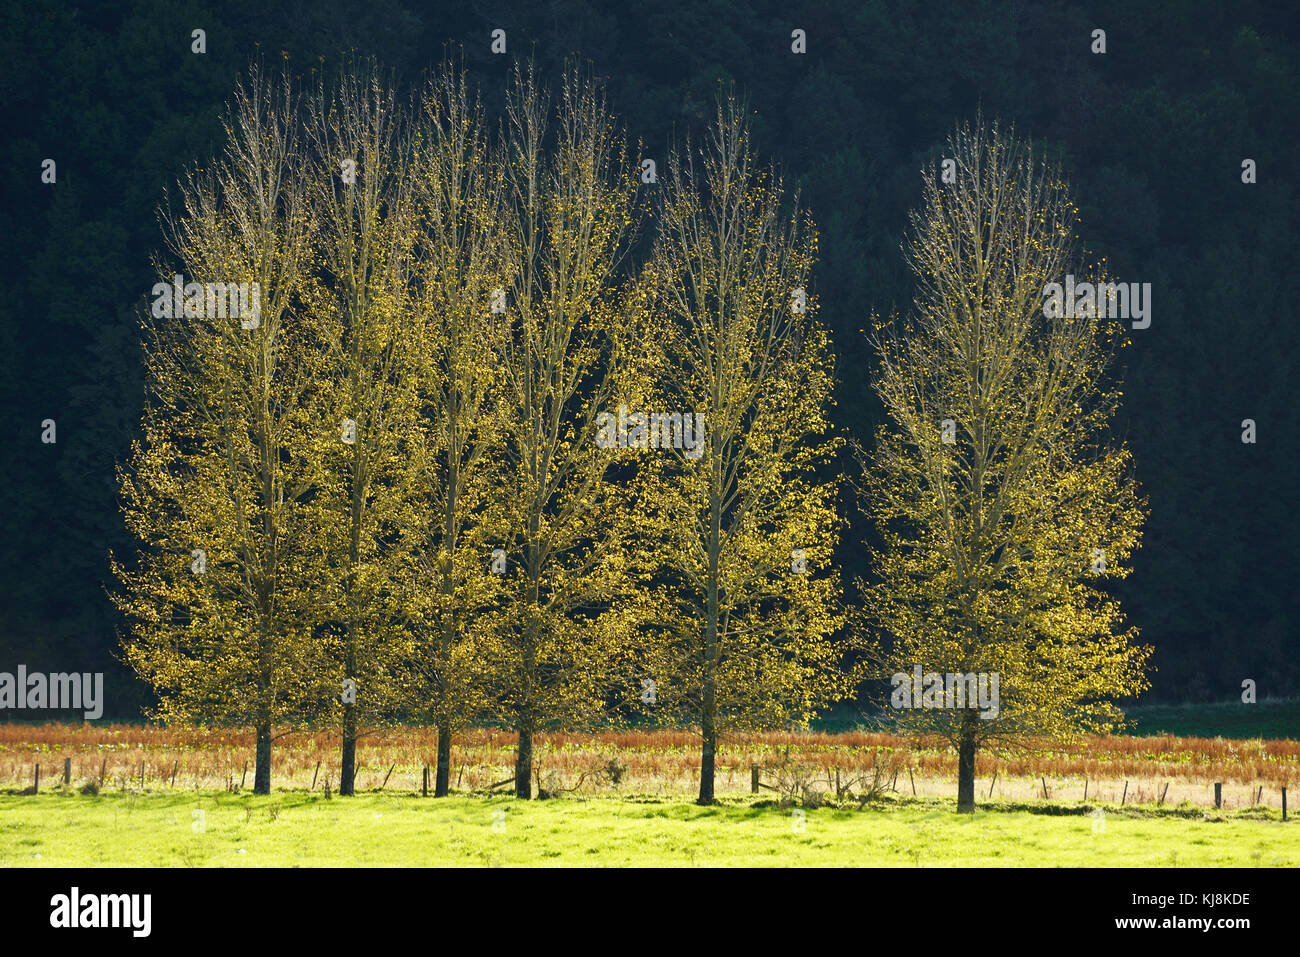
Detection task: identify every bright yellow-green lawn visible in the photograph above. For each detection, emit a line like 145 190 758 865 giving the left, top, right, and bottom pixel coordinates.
1 791 1294 866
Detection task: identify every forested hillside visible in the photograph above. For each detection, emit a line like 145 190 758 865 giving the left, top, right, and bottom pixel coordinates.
3 0 1296 715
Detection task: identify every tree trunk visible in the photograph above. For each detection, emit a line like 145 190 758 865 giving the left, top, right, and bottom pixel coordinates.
698 464 722 806
957 719 977 813
254 722 272 795
437 458 457 800
435 719 452 797
515 724 533 799
516 551 540 800
698 711 716 805
340 702 356 796
341 432 364 798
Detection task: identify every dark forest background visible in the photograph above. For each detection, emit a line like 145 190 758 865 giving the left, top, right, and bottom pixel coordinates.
2 0 1297 717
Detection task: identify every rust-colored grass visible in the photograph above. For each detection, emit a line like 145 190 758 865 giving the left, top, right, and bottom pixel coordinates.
0 723 1294 810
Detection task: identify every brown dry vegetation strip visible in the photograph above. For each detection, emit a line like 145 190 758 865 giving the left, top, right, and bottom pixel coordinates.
0 724 1295 790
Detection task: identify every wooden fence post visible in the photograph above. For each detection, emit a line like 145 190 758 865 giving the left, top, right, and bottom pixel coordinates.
908 767 916 796
1041 777 1049 800
1160 782 1169 805
99 758 106 785
988 771 998 799
64 758 71 787
1121 780 1128 805
1214 782 1222 809
171 760 178 788
240 760 248 791
140 762 145 789
311 760 321 791
1083 779 1088 801
34 764 40 793
751 765 759 794
1282 787 1287 821
422 765 429 797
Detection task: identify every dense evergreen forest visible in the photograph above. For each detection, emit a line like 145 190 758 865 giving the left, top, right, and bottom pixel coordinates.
3 0 1297 716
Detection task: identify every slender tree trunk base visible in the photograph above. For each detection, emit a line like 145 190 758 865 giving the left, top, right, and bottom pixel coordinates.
697 725 716 805
340 704 356 796
515 727 533 799
254 723 272 795
957 727 976 813
435 721 452 797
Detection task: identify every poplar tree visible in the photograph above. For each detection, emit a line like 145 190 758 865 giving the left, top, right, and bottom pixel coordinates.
859 119 1151 812
487 63 650 798
113 67 330 794
400 61 507 796
304 63 419 795
646 94 856 805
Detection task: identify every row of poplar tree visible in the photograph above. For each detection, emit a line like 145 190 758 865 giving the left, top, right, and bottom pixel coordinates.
113 57 1150 811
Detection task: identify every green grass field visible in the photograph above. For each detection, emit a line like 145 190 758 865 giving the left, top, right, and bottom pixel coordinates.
3 702 1294 867
810 698 1300 739
1119 699 1300 740
2 790 1294 867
